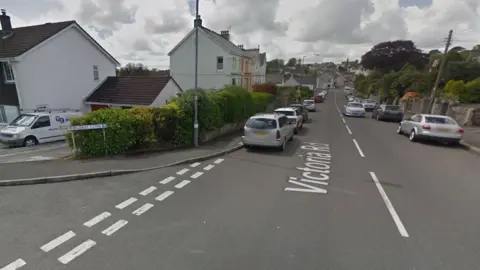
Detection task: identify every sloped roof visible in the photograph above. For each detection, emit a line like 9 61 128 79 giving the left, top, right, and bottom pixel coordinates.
201 27 245 56
296 76 316 85
85 76 181 105
266 74 283 84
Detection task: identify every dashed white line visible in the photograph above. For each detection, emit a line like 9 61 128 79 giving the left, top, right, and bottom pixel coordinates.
0 259 26 270
345 125 352 134
369 172 409 238
190 162 201 167
214 158 224 164
341 118 346 124
58 239 96 265
352 139 365 157
102 220 128 236
175 180 191 189
176 168 189 175
83 212 111 227
139 186 157 196
132 203 154 216
41 231 76 252
155 190 174 201
160 176 175 184
203 164 214 171
191 172 204 179
115 197 138 210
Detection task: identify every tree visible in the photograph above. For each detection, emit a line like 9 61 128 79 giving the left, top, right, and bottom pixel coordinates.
445 61 480 82
286 58 297 67
465 78 480 103
473 44 480 51
338 66 346 73
449 46 466 53
442 80 468 102
116 63 168 76
266 59 285 72
360 40 429 72
428 49 441 55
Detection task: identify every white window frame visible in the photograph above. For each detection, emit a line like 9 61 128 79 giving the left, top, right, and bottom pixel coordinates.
2 62 15 83
93 65 99 81
216 56 224 71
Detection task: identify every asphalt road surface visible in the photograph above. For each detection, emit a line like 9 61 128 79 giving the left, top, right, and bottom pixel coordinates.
0 142 71 164
2 89 480 270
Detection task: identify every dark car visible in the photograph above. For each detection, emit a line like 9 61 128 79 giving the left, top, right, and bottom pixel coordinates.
314 96 323 103
288 104 308 122
372 104 404 122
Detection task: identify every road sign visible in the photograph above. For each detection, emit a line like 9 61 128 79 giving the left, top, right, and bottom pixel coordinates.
68 124 107 131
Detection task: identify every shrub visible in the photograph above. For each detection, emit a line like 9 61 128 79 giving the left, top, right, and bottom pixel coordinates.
251 92 275 113
465 78 480 103
253 83 278 95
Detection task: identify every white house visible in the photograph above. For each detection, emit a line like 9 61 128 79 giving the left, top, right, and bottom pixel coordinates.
0 9 119 126
244 48 267 84
168 16 266 91
316 72 335 89
84 76 183 110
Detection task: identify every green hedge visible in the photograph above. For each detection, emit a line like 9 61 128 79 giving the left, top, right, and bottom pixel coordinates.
67 87 274 157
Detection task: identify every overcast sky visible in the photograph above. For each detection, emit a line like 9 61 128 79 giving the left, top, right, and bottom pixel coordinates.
1 0 479 69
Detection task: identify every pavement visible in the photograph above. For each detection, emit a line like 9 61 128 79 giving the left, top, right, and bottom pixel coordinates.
0 142 72 164
2 90 480 269
462 127 480 149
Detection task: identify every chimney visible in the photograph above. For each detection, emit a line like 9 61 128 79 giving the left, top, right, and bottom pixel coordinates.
220 30 230 40
193 15 202 27
0 9 12 32
238 44 244 50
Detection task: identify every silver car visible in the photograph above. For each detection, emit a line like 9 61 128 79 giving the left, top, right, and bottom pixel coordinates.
303 99 316 112
242 113 294 151
343 102 366 117
397 114 464 145
361 99 376 112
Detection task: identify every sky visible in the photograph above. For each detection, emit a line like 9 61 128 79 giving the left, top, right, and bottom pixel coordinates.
1 0 479 69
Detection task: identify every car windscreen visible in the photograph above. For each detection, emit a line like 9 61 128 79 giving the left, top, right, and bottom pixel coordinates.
363 100 374 103
275 110 295 116
303 100 314 104
386 105 401 111
246 118 277 129
425 116 455 125
347 103 363 108
9 114 37 127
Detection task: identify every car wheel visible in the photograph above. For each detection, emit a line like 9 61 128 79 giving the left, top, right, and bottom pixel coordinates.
279 138 286 151
409 130 417 142
288 133 294 141
396 125 403 134
23 136 38 147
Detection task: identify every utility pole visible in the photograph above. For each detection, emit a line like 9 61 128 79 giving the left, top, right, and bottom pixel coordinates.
428 30 453 114
193 0 200 147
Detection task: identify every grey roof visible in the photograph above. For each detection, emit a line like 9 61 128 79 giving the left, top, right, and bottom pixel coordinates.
296 76 316 85
201 27 245 56
266 74 283 84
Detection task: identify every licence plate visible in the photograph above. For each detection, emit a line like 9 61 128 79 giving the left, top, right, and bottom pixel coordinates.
437 128 451 132
254 131 267 136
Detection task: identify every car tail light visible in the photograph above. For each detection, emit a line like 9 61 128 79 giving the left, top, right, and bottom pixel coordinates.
276 130 281 139
422 124 431 130
458 128 464 133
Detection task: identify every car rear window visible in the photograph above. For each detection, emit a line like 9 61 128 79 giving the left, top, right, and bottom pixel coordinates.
304 100 314 104
275 110 295 116
347 103 363 108
246 118 277 129
425 117 455 124
363 100 374 103
386 105 401 111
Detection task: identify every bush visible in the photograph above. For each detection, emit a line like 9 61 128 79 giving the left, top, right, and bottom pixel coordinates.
251 92 275 113
253 83 278 95
466 78 480 103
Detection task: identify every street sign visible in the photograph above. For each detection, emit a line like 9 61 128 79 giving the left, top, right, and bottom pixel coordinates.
68 124 107 131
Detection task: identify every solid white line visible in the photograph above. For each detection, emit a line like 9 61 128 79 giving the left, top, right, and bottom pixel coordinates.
176 168 189 175
155 190 174 201
175 180 191 189
342 118 346 124
83 212 111 227
191 172 204 179
203 164 214 171
132 203 154 216
0 259 26 270
58 239 96 264
190 162 201 167
352 139 365 157
369 172 409 237
139 186 157 196
102 220 128 236
345 125 352 134
41 231 76 252
214 158 224 164
160 176 175 184
115 197 138 210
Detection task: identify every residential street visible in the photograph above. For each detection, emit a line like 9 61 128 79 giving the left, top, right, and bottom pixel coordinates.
2 89 480 270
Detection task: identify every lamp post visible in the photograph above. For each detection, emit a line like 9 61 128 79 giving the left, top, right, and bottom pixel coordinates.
193 0 200 147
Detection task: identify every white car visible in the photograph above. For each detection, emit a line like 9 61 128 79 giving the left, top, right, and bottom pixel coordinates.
361 99 376 112
274 107 303 134
397 114 463 145
343 102 366 117
302 99 316 112
242 113 294 151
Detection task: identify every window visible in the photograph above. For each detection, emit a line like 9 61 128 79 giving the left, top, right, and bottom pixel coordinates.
216 56 223 71
275 110 295 116
32 116 51 129
2 62 15 83
425 116 455 124
278 116 286 127
246 118 277 129
232 78 236 85
412 115 422 122
93 65 99 81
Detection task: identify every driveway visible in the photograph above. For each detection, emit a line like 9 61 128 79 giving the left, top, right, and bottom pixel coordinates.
0 142 71 164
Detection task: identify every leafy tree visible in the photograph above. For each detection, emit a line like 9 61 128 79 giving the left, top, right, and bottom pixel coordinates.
445 61 480 82
465 78 480 103
360 40 429 72
442 80 468 102
473 44 480 51
449 46 466 53
117 63 168 76
286 58 297 67
266 59 285 72
338 66 347 72
429 49 441 55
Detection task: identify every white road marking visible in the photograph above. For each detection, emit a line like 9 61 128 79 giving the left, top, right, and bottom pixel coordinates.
203 164 214 171
342 118 346 124
115 197 138 210
160 176 175 184
345 125 352 134
191 172 204 179
190 162 201 167
58 239 96 264
41 231 76 252
84 212 111 227
0 259 26 270
175 180 191 189
155 190 174 201
139 186 157 196
176 168 189 175
214 158 224 164
132 203 154 216
102 220 128 236
369 172 409 237
352 139 365 157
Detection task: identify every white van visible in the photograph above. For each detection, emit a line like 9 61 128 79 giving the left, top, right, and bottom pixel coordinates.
0 111 82 147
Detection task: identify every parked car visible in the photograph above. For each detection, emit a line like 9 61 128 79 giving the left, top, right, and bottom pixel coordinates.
303 99 316 112
242 113 294 151
347 96 355 102
318 90 328 99
274 107 303 134
288 104 308 122
397 114 463 145
314 95 323 103
372 105 404 122
361 99 376 112
343 102 366 117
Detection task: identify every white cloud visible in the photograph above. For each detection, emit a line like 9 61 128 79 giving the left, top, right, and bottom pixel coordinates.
3 0 480 69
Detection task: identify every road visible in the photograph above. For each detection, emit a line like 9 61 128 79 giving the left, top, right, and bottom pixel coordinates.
2 89 480 269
